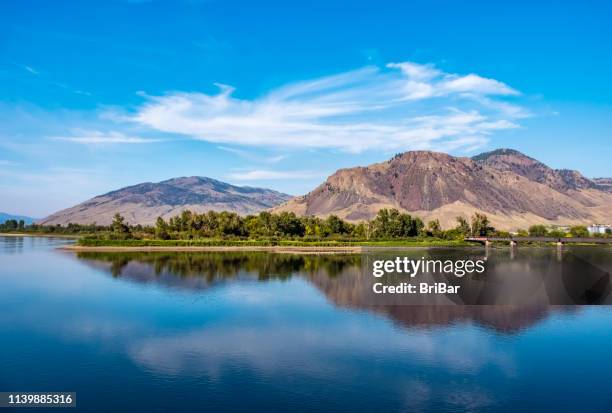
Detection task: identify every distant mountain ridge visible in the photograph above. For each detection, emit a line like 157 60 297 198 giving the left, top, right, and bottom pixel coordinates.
0 212 38 225
592 177 612 192
273 149 612 230
40 177 292 226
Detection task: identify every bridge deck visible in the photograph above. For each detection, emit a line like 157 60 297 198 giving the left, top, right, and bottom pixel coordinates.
465 236 612 244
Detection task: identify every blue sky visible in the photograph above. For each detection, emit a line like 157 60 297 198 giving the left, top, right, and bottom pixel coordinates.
1 0 611 217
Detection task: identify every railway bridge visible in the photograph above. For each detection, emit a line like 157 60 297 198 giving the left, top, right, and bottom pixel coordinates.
465 236 612 247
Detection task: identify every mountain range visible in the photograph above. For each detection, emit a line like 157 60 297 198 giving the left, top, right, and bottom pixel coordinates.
40 177 291 226
39 149 611 230
0 212 38 225
273 149 612 230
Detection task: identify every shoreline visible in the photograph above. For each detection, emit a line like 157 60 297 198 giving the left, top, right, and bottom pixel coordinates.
58 242 610 253
61 244 364 254
5 234 608 251
0 232 81 239
61 244 479 253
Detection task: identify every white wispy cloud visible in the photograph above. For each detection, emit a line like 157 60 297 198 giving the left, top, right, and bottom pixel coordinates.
217 146 289 164
53 82 93 96
23 65 39 75
217 145 250 157
266 154 288 163
128 61 526 153
386 62 519 99
52 130 161 144
227 170 320 181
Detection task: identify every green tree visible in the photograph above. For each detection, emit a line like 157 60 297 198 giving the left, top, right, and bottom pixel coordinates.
180 210 193 232
217 211 245 236
528 224 548 237
255 211 273 237
111 213 129 234
569 225 589 238
4 219 18 230
427 219 442 237
155 217 170 240
369 209 424 238
274 212 305 237
369 208 390 238
455 216 471 235
302 216 322 237
548 229 565 238
470 213 494 236
324 215 347 235
352 222 367 238
400 213 423 237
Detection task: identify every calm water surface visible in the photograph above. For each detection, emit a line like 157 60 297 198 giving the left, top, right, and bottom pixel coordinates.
1 236 611 412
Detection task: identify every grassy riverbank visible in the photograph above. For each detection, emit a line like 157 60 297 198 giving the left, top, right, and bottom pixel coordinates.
75 238 471 248
5 233 607 250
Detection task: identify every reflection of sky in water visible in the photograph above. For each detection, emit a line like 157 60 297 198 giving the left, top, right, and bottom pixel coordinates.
1 237 612 412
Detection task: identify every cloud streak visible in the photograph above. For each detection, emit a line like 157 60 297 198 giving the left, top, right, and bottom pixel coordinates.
52 130 162 144
128 61 526 153
23 65 39 75
217 146 289 164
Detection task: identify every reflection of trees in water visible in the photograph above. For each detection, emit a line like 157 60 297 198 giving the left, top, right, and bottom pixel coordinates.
76 251 603 334
77 251 361 282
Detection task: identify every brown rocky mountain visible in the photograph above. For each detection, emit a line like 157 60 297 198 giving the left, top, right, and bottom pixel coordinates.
273 149 612 230
40 176 292 226
472 148 607 192
593 177 612 192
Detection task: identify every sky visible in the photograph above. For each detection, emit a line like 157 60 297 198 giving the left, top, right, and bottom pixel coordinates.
1 0 611 217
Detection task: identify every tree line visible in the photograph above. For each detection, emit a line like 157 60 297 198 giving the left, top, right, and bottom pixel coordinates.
0 220 109 234
0 209 496 240
122 209 500 241
2 209 608 240
521 224 609 238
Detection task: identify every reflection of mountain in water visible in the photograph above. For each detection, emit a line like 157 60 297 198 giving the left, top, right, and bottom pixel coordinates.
75 249 611 333
303 265 566 333
373 305 565 333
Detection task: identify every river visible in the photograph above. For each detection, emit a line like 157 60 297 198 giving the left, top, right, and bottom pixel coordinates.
1 236 611 412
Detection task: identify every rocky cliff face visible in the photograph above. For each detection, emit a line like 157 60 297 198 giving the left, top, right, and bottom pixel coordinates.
273 149 612 230
473 148 604 192
40 176 292 225
592 177 612 192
